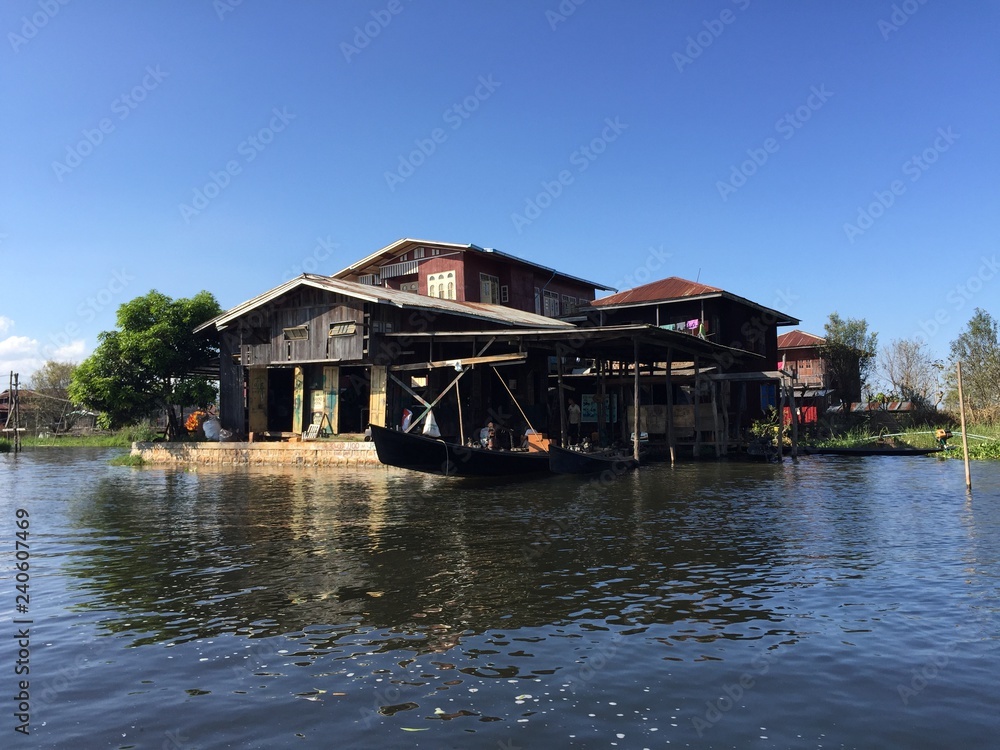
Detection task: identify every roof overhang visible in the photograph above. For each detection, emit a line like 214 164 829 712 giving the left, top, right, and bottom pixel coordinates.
194 274 574 334
386 323 762 363
586 290 799 327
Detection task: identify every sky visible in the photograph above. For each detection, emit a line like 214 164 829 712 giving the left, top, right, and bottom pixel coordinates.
2 0 998 384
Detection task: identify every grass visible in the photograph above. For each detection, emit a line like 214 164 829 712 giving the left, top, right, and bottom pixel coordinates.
20 425 162 448
0 438 11 453
108 453 146 467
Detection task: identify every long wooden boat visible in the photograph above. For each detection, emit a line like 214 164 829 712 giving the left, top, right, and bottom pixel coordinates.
802 446 941 456
548 443 639 475
369 423 550 476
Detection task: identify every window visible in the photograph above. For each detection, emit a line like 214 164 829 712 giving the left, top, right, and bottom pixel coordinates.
427 271 456 300
282 325 309 341
561 295 576 314
480 273 500 303
534 287 541 315
414 247 425 259
328 321 357 337
431 247 440 256
500 285 509 304
399 281 418 293
543 290 560 317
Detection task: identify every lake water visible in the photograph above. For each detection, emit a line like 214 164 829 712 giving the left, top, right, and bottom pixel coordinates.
1 448 998 749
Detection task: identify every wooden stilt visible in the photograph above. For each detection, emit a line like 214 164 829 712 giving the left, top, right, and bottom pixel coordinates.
693 357 701 458
711 379 721 458
557 354 567 447
666 349 675 465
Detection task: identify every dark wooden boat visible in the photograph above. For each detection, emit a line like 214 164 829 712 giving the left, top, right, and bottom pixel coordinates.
548 443 639 475
802 446 942 456
369 423 550 476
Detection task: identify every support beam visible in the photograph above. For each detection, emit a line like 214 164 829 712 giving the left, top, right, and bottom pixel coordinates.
390 351 524 372
557 355 567 447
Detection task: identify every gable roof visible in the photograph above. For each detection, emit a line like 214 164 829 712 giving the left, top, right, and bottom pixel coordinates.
332 237 615 291
589 277 722 307
587 276 799 326
777 330 826 349
194 274 574 333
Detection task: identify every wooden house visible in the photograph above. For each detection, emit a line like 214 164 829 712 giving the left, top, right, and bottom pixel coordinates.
195 238 616 441
333 238 612 316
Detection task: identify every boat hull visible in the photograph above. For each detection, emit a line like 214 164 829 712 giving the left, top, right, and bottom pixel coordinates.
548 443 639 475
369 424 550 476
802 446 942 456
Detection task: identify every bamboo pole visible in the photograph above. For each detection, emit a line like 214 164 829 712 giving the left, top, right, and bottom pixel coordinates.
957 361 971 491
632 337 641 462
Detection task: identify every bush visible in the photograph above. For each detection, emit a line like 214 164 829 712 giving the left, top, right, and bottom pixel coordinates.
0 438 11 453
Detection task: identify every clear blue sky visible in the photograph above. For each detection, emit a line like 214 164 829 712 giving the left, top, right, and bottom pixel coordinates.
2 0 998 383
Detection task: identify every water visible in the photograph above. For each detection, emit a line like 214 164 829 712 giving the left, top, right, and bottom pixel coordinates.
2 449 998 749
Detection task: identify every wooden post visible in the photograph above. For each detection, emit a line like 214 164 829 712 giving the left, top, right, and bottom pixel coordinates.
596 358 606 446
957 361 971 491
666 349 675 465
557 354 567 447
455 374 465 445
711 379 722 457
787 375 799 457
693 357 701 458
632 337 641 462
776 378 785 460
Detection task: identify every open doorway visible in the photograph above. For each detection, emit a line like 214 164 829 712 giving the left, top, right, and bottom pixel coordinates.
267 368 294 432
338 366 370 433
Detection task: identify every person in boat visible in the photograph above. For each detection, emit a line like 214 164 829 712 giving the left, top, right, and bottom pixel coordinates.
485 420 497 450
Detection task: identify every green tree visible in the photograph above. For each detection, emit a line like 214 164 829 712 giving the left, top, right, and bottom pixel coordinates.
26 361 77 431
69 290 222 439
947 308 1000 421
820 313 878 405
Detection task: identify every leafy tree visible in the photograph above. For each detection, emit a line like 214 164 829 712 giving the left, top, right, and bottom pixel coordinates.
69 290 222 439
26 361 77 431
878 338 940 408
820 313 878 405
947 308 1000 421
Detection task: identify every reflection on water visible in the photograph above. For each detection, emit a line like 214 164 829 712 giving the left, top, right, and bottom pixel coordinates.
3 449 999 749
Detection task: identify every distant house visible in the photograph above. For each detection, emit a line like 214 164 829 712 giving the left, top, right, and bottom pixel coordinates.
333 238 613 316
777 329 832 424
777 330 828 388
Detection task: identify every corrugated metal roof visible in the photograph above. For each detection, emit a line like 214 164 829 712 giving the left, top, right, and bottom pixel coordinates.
589 277 723 307
778 330 826 349
332 237 615 291
195 274 573 333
